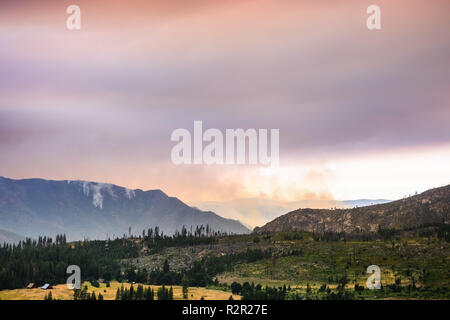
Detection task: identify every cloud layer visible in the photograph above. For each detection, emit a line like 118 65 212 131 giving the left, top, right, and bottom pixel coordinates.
0 0 449 224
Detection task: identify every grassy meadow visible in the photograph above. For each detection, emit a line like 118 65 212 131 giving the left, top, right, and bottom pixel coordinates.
0 281 240 300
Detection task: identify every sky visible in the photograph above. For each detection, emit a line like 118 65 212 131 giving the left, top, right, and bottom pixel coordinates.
0 0 449 227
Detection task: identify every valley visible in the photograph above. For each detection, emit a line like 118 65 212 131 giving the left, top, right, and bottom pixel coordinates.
0 185 448 300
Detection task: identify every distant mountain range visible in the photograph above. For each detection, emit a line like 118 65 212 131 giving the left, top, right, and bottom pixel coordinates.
341 199 391 208
0 228 25 244
0 177 250 241
254 185 449 234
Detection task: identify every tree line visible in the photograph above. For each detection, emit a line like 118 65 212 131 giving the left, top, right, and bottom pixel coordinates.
0 235 139 290
0 224 236 290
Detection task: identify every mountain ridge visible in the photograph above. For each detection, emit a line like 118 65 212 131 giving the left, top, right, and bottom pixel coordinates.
0 176 250 240
253 185 449 234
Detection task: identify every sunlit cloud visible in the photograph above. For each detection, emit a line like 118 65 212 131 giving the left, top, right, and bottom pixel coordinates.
0 0 449 226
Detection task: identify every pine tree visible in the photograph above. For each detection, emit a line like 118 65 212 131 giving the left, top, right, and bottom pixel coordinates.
182 275 189 299
163 259 170 273
144 287 154 300
44 291 53 300
120 284 124 300
169 286 174 300
136 284 144 300
129 284 134 300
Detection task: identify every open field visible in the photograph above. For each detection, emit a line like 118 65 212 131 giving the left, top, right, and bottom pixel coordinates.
218 238 448 286
0 281 240 300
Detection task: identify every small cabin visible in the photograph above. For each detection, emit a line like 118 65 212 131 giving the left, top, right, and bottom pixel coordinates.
26 283 36 289
41 283 53 290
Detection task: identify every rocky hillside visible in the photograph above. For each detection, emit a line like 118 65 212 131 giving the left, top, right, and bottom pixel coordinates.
0 177 250 240
253 185 450 234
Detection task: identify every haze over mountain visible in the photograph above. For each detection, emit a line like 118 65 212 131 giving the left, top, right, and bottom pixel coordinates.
0 228 25 244
0 177 250 241
254 185 449 234
192 198 391 229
